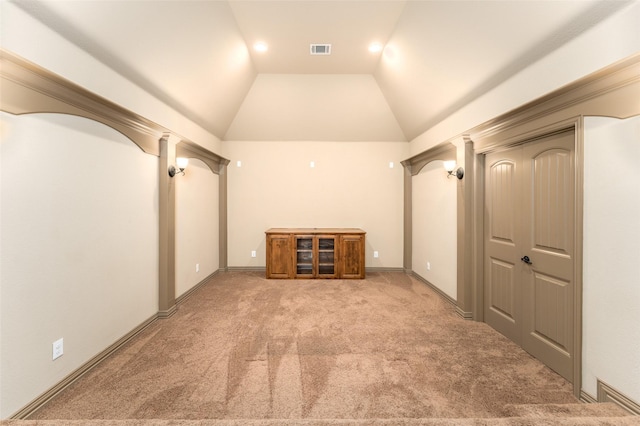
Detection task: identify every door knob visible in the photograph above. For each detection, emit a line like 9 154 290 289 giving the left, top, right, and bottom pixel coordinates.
521 255 532 265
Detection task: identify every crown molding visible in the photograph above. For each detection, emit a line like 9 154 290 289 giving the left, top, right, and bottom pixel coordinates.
470 53 640 152
177 140 230 175
0 48 229 166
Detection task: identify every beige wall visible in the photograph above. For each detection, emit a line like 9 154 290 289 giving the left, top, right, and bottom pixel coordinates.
223 141 408 269
2 0 638 417
175 159 219 297
411 161 457 299
0 1 223 154
583 116 640 403
0 112 159 418
407 1 640 155
224 74 406 142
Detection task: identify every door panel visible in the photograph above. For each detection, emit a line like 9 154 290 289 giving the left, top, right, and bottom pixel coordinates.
522 131 575 381
340 235 365 279
532 272 571 353
488 259 516 321
266 234 292 278
531 148 573 255
490 161 519 244
485 151 522 344
485 129 575 382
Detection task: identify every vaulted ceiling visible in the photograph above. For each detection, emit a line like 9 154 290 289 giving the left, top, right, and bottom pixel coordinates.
10 0 632 142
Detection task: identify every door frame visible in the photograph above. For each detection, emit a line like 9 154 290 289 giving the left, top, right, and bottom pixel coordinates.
473 118 583 394
463 57 638 399
401 55 639 398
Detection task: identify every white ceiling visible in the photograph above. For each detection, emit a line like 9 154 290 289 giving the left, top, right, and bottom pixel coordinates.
230 0 406 74
10 0 633 142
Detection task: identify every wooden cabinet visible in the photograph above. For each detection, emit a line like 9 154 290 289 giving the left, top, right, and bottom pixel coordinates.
338 233 365 279
294 234 337 278
266 228 365 279
265 233 293 279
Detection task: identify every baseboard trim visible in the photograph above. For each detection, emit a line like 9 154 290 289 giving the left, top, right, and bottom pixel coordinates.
157 304 177 319
597 379 640 415
175 270 219 305
14 271 224 419
580 390 598 404
455 307 474 320
13 313 159 420
366 267 405 273
410 272 458 312
227 266 406 275
226 266 266 273
226 267 407 275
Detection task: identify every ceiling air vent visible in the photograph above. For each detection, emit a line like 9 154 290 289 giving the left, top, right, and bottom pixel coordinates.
310 44 331 55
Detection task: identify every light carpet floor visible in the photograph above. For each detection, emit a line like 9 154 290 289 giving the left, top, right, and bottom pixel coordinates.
16 271 636 424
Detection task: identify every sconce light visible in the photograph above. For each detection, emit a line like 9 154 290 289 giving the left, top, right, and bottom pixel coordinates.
168 157 189 177
444 160 464 180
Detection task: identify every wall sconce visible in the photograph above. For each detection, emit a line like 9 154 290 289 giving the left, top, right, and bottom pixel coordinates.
444 160 464 180
168 157 189 177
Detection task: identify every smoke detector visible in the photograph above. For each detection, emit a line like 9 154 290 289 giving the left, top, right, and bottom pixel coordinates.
310 44 331 55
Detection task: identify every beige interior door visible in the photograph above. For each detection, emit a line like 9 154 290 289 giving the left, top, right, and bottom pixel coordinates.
485 129 575 382
485 146 523 345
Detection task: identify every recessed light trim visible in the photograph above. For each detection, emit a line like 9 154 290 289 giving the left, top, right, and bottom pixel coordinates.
253 42 268 52
368 42 383 53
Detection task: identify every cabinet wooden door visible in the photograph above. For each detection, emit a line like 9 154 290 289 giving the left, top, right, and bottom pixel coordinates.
340 234 365 279
266 234 292 278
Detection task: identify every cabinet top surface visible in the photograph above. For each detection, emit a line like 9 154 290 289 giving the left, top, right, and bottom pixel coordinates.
266 228 365 235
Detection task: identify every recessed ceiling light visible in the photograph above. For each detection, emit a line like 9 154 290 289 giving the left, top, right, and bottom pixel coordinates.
253 42 268 53
368 42 383 53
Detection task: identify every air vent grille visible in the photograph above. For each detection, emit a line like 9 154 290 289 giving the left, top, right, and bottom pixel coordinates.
310 44 331 55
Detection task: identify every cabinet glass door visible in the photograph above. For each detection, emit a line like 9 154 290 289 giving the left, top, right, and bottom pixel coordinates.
295 236 314 276
317 236 336 277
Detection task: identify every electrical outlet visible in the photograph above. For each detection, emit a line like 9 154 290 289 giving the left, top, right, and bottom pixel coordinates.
427 262 431 271
251 250 257 258
52 338 63 360
196 263 200 273
373 251 379 258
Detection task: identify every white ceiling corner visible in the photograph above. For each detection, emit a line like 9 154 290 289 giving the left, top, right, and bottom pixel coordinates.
8 0 633 142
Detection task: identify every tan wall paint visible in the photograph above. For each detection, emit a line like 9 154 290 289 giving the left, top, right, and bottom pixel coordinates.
411 161 457 300
583 116 640 404
407 1 640 156
0 1 224 153
175 159 220 297
0 113 159 418
223 141 408 269
224 74 406 142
